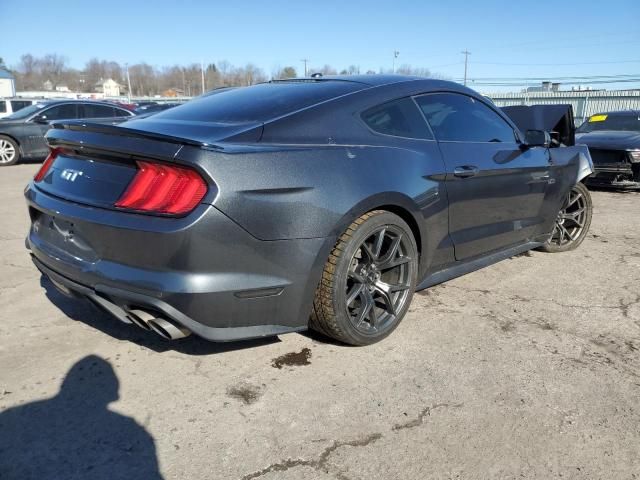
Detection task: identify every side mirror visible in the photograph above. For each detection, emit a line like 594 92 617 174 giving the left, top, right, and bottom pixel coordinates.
32 114 49 124
523 130 551 148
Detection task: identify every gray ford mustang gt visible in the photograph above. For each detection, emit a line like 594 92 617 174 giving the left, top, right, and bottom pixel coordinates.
25 75 594 345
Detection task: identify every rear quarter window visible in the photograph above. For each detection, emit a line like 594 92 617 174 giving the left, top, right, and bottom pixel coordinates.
361 97 433 140
151 81 364 123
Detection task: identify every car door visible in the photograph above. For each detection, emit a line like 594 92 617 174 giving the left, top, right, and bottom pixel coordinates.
28 103 79 157
414 92 553 261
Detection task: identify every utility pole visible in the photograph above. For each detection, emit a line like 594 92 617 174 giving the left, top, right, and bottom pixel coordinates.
461 50 471 86
201 61 206 94
301 58 309 77
125 63 132 103
392 50 399 73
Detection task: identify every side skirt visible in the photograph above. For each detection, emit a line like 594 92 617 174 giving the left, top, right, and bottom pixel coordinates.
416 241 544 291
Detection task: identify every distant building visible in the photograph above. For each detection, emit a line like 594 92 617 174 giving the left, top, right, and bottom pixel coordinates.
524 81 561 93
94 78 122 97
162 88 185 97
55 84 70 92
43 79 53 91
0 68 16 97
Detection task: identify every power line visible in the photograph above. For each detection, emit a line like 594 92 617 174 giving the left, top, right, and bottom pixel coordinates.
458 74 640 81
473 60 640 66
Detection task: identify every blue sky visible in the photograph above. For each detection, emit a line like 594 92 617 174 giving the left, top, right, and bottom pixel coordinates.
1 0 639 92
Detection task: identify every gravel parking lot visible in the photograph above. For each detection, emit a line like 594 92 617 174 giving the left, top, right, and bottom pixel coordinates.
1 164 639 479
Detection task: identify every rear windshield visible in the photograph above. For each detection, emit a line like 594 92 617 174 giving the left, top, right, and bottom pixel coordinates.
577 113 640 133
150 81 364 123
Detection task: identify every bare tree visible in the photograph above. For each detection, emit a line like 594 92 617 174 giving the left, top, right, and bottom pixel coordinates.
39 54 68 87
309 64 337 76
272 66 297 80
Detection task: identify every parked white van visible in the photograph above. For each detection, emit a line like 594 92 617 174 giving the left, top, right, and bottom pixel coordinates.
0 98 38 119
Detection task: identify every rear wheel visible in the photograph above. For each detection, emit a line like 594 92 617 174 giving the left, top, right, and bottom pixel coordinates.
539 182 592 253
0 136 20 166
311 210 418 345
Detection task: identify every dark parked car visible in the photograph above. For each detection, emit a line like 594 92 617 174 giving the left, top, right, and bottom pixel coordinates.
575 110 640 189
25 76 593 345
133 102 181 115
0 100 134 166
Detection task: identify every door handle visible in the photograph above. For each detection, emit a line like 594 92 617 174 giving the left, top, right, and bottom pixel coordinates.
453 165 479 178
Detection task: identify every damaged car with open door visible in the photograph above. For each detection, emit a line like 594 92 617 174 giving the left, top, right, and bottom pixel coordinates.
502 103 593 251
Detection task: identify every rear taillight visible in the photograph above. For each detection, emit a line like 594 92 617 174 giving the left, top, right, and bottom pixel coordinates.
114 161 207 215
33 149 59 182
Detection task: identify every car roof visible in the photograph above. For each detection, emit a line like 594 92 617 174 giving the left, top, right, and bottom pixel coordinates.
34 99 127 107
271 74 426 87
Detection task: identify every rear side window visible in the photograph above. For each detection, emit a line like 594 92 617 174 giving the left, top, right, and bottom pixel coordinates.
0 102 6 113
81 104 118 118
152 81 364 123
361 98 433 140
114 107 132 117
415 93 515 143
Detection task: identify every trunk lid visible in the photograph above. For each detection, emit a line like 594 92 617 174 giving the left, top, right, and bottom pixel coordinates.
36 122 216 211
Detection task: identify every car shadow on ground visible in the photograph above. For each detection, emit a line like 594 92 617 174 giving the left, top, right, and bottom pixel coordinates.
585 184 640 194
40 275 280 355
0 355 164 480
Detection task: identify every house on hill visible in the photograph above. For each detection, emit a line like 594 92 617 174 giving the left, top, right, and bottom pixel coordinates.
95 78 123 97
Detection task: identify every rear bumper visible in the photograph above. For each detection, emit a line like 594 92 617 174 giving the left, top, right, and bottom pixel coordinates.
25 184 332 341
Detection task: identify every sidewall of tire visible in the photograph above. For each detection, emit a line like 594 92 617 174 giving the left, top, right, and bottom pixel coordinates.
318 211 418 345
540 182 593 253
0 135 20 166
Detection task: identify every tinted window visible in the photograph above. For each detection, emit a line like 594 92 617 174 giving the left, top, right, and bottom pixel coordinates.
361 97 433 139
10 100 32 111
0 102 5 113
5 103 46 120
152 81 364 123
577 114 640 133
114 107 132 117
82 104 117 118
416 93 515 143
42 104 78 120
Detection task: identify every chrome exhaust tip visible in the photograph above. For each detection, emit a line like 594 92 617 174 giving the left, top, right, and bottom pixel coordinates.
127 309 154 331
147 317 191 340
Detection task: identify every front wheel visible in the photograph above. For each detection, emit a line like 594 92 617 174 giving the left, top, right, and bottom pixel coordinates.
0 136 20 166
539 182 592 253
311 210 418 345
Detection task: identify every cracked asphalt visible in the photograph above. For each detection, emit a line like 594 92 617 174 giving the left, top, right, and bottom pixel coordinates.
1 164 639 479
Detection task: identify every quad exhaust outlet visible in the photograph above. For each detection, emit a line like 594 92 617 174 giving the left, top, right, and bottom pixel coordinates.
127 308 191 340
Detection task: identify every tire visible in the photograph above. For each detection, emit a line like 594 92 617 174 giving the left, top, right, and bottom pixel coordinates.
312 210 418 345
539 182 592 253
0 135 20 166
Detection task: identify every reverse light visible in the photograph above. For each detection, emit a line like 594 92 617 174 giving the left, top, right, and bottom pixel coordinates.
33 149 59 182
115 161 208 215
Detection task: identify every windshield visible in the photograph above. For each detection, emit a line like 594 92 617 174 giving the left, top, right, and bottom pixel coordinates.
3 103 47 120
577 113 640 133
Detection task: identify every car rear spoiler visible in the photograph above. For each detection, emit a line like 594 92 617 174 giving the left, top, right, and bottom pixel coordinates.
50 121 221 149
501 104 575 147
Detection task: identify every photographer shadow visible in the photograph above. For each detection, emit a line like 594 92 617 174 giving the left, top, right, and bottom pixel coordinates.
0 355 163 480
